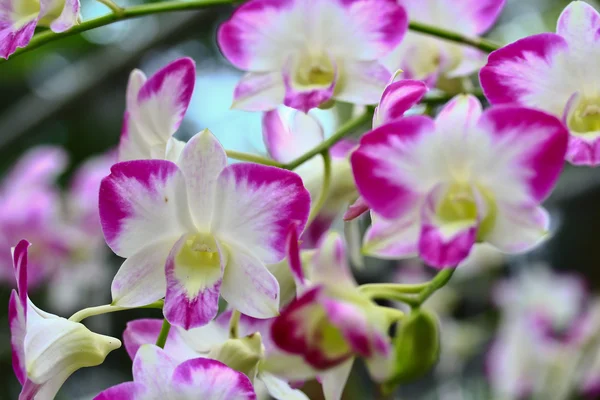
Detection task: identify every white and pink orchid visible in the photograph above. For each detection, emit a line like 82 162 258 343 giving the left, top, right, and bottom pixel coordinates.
100 129 311 329
480 1 600 165
271 228 394 400
385 0 505 86
0 0 80 59
9 240 121 400
217 0 408 112
351 94 568 268
94 344 257 400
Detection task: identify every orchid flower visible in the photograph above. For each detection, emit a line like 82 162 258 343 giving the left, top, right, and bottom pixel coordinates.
262 109 356 247
271 229 395 400
122 313 312 400
480 1 600 166
94 344 257 400
384 0 505 86
217 0 408 112
9 240 121 400
0 0 80 59
100 128 311 329
119 57 196 162
0 146 70 286
351 94 568 268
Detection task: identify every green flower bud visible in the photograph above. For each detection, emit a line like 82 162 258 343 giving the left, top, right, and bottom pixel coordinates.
208 332 264 380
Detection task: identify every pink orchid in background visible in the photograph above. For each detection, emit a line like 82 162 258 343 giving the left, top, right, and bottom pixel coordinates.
384 0 505 86
0 0 80 59
9 240 121 400
218 0 408 112
480 1 600 166
262 109 357 247
94 344 256 400
272 228 394 400
0 146 70 287
100 129 311 329
119 57 196 162
351 95 568 268
123 313 312 400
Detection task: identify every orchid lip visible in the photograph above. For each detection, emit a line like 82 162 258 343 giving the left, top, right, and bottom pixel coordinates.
566 94 600 136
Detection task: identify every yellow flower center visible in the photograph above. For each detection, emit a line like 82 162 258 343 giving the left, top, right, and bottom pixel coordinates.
293 52 336 87
567 96 600 135
174 234 222 297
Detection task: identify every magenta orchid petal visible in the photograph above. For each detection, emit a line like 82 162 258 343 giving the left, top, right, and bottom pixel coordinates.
373 79 427 128
343 196 370 221
211 163 310 264
335 61 392 105
123 319 198 363
285 222 306 287
172 358 257 399
218 0 407 111
477 106 569 203
566 134 600 166
232 72 286 111
164 234 225 329
312 232 356 288
94 382 148 400
363 214 420 258
177 129 227 230
435 94 483 132
49 0 80 33
119 58 196 162
0 18 37 59
556 1 600 60
351 116 434 220
220 244 280 318
9 240 30 385
99 160 194 258
263 110 324 164
132 344 179 392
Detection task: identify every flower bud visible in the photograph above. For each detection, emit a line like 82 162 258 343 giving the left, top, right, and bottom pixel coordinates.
208 332 264 380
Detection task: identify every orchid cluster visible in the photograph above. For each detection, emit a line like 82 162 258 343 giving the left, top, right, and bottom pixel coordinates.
4 0 600 399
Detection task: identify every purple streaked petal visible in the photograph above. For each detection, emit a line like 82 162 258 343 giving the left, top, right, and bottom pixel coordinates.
171 357 257 399
99 160 194 257
177 129 227 231
435 94 482 133
220 244 280 318
262 110 324 164
312 232 355 288
557 1 600 51
335 61 391 105
132 345 178 392
123 319 198 363
478 106 568 202
164 235 225 329
12 239 30 308
351 116 434 220
362 213 420 258
0 19 37 59
330 139 357 159
94 382 148 400
283 59 337 113
9 291 26 385
285 222 305 286
300 212 336 250
49 0 80 33
373 79 427 128
565 134 600 166
343 196 370 221
111 240 174 307
232 72 285 111
479 33 568 110
211 163 310 264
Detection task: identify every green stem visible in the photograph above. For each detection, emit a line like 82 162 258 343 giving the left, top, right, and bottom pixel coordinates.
306 151 332 225
364 289 419 307
95 0 124 15
229 309 241 339
284 110 372 170
0 0 234 63
408 21 500 53
155 319 172 349
68 300 164 322
416 268 456 306
358 282 429 295
226 150 284 168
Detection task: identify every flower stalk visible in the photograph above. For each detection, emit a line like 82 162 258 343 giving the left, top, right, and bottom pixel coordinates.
68 300 164 322
155 318 172 349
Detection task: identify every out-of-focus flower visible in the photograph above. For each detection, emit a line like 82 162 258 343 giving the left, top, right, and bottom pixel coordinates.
385 0 505 86
9 240 121 400
123 313 312 400
94 344 256 400
262 109 356 247
119 57 196 162
0 146 69 287
272 229 394 400
480 1 600 166
100 129 311 329
487 265 595 400
0 0 80 59
351 94 568 268
217 0 408 112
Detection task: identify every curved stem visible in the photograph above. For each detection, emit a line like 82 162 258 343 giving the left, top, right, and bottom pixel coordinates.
68 300 164 322
285 110 372 170
306 151 332 225
358 282 429 295
229 309 241 339
416 268 455 306
408 21 500 53
95 0 124 15
226 150 284 168
155 318 172 348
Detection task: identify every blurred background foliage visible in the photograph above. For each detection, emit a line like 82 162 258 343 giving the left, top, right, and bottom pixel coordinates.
1 0 600 399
